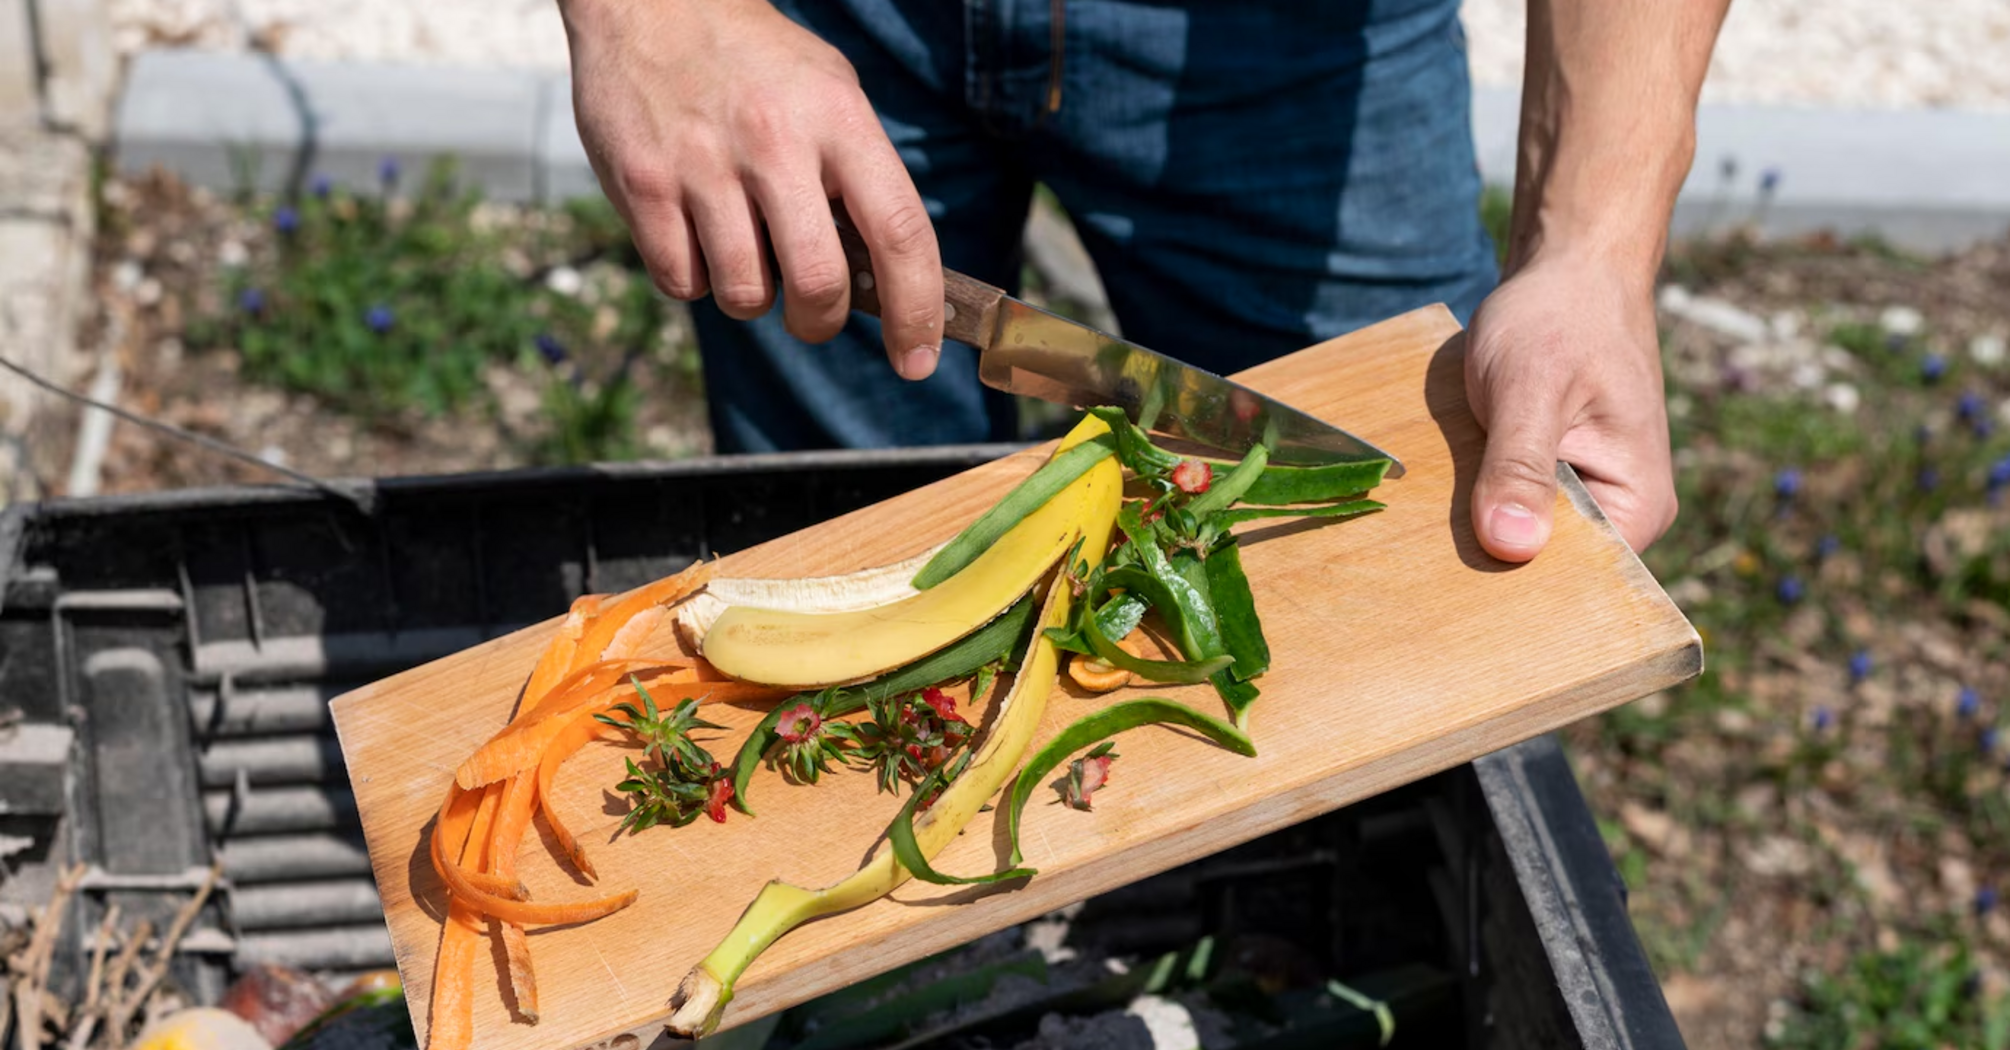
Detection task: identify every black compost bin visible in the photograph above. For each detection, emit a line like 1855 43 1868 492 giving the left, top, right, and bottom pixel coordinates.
0 446 1684 1050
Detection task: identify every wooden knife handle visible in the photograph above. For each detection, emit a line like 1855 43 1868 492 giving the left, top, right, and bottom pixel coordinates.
834 209 1000 350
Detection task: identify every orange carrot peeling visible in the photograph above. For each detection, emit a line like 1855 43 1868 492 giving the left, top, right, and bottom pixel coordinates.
428 902 484 1050
429 829 637 926
572 561 712 665
519 594 607 718
488 774 541 1023
430 784 527 900
534 707 625 880
457 667 704 790
428 782 506 1050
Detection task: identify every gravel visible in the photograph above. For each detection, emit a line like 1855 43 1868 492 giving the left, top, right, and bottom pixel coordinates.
110 0 2010 113
1463 0 2010 112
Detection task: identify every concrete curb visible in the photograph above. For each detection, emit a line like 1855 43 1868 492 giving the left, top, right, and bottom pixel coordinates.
113 50 2010 254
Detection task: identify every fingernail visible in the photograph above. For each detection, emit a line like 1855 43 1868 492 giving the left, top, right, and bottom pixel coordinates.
1489 502 1545 549
899 345 939 380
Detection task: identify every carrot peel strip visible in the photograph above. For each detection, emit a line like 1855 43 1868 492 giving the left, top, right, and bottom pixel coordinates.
427 903 484 1050
430 785 528 900
573 561 713 665
499 919 539 1023
430 828 636 926
488 775 542 1024
535 709 625 880
457 667 703 789
518 598 602 724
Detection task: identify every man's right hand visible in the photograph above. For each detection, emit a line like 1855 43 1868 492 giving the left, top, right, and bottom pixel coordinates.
560 0 946 380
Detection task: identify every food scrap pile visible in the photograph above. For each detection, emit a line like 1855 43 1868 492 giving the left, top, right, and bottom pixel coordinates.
424 410 1391 1048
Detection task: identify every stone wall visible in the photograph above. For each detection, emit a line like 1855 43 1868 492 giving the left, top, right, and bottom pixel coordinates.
0 0 115 504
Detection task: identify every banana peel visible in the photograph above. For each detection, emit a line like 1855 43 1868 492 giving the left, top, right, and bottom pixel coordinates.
663 428 1123 1039
695 417 1120 688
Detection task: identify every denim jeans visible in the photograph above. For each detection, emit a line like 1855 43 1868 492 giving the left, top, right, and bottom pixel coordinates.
695 0 1500 453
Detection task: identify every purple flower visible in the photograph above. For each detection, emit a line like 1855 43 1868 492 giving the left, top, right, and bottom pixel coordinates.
379 156 401 190
310 173 332 199
1776 576 1805 605
1958 687 1980 720
1983 726 2001 757
1848 649 1873 683
1815 534 1841 561
273 205 300 235
1811 705 1834 732
1958 391 1985 421
1774 467 1802 500
1922 353 1947 384
1760 168 1782 194
364 304 394 334
1979 886 2000 916
535 333 567 366
1989 457 2010 491
1918 466 1940 493
237 287 266 315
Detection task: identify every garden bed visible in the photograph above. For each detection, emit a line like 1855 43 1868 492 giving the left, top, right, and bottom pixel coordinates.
52 164 711 495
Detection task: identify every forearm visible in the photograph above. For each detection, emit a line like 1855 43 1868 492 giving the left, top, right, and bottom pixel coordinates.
1508 0 1732 286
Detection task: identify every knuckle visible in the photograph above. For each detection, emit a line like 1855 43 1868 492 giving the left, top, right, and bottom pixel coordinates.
1488 453 1557 495
785 313 844 346
615 160 677 206
714 279 772 315
733 101 791 163
652 268 703 301
875 203 935 260
789 258 848 309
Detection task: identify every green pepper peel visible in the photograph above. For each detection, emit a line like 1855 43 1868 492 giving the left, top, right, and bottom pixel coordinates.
1006 698 1257 867
1185 443 1270 519
1204 541 1269 684
888 754 1037 886
913 435 1118 589
1239 459 1390 505
1080 590 1234 684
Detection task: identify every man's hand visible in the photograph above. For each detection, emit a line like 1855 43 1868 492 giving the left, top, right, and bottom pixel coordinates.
1477 0 1731 560
559 0 944 379
1465 254 1676 562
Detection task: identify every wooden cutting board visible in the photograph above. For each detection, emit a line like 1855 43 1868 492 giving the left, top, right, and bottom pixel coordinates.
331 304 1700 1050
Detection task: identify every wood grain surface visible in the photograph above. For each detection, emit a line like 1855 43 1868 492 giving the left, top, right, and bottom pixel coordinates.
330 305 1700 1050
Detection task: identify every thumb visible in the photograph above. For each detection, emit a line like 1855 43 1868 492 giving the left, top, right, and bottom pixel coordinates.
1471 398 1566 563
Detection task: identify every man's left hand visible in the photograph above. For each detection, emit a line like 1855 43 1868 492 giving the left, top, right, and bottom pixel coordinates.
1463 251 1678 562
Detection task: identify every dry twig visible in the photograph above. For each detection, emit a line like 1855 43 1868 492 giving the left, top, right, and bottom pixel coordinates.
103 864 219 1048
59 904 120 1050
93 919 150 1050
9 864 87 1050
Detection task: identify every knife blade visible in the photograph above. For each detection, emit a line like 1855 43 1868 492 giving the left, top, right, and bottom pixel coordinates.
834 221 1403 475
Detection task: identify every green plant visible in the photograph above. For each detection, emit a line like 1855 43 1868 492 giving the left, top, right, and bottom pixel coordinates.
1479 184 1513 267
208 160 538 417
1769 938 2010 1049
192 158 688 464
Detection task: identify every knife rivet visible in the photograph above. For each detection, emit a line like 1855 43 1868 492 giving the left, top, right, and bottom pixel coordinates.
855 271 874 292
944 301 957 322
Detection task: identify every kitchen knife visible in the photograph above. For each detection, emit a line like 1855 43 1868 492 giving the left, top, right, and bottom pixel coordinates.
833 222 1404 475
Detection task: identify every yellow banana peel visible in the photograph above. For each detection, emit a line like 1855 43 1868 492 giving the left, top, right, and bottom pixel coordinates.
699 417 1117 688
